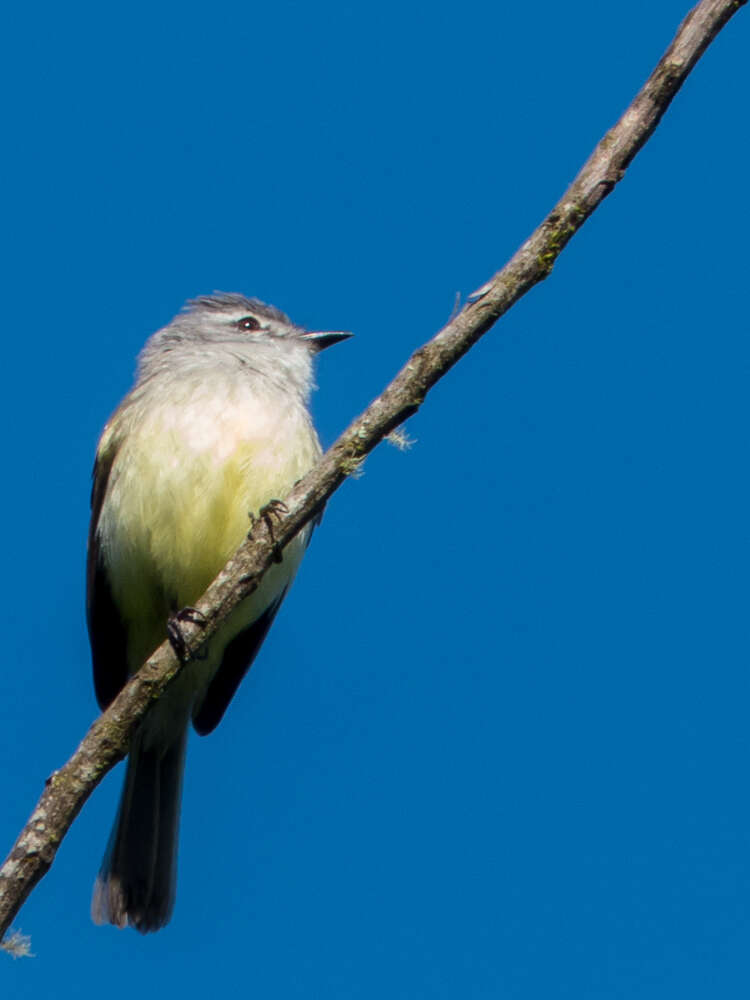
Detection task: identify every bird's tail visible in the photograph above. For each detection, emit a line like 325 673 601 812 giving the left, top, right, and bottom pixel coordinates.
91 725 188 933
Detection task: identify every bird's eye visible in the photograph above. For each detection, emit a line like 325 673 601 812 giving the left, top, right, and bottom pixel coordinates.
235 315 261 331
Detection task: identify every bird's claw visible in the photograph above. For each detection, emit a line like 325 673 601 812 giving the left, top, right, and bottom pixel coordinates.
167 607 208 662
248 499 288 563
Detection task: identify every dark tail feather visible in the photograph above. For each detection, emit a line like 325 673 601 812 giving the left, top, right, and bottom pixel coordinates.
92 726 188 933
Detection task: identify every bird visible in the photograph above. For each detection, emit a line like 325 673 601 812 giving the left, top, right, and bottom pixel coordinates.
87 293 351 932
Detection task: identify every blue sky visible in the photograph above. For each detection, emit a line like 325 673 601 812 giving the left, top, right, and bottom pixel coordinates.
1 1 749 996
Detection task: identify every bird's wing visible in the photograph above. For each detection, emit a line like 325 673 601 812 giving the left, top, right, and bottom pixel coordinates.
191 589 287 736
87 426 130 709
192 502 324 735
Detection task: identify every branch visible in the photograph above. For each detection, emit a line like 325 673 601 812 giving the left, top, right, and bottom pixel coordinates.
0 0 744 943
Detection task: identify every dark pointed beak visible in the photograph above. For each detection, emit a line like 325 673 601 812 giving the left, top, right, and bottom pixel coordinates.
302 330 353 352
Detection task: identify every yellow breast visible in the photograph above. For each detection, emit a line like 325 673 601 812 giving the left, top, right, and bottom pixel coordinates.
96 372 321 673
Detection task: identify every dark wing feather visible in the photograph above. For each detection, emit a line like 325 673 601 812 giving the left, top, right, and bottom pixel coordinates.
192 591 287 736
87 439 129 709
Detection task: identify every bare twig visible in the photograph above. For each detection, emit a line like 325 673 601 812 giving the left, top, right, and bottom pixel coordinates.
0 0 745 943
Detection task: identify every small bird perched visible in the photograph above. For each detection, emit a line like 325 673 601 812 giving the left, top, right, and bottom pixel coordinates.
87 293 350 932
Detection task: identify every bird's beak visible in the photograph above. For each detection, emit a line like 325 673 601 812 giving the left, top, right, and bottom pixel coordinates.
302 330 353 352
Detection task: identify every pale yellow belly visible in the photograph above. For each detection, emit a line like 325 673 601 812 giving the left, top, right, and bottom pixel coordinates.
97 378 321 687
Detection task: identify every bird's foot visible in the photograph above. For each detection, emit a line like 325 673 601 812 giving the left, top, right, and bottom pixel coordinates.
167 607 208 662
174 606 208 626
248 499 288 563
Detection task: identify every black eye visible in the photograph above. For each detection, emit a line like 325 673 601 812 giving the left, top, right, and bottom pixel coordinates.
235 315 261 331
